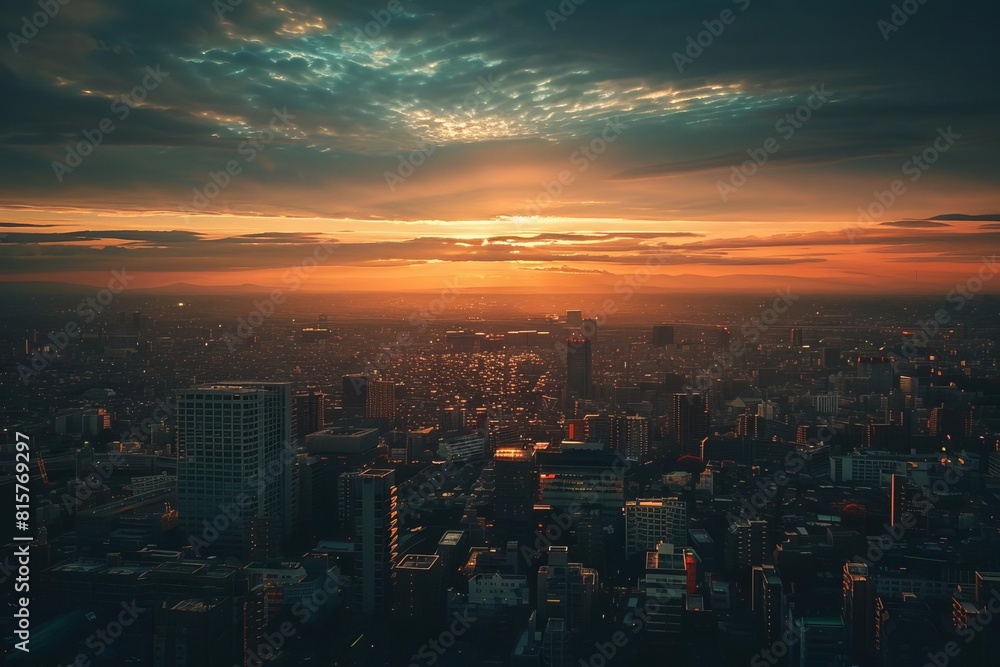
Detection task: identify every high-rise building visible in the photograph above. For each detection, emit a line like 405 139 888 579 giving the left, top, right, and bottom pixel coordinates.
342 374 368 416
790 327 803 346
612 415 650 460
294 386 326 441
493 447 536 543
626 498 687 557
890 473 926 531
566 310 583 328
640 542 691 642
366 380 395 419
583 413 612 448
354 469 398 615
843 562 875 663
726 518 768 580
395 553 444 629
176 382 293 557
753 565 786 651
565 336 592 403
652 324 675 347
537 546 598 633
672 392 709 457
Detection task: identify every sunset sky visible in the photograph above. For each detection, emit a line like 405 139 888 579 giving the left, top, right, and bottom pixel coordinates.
1 0 998 293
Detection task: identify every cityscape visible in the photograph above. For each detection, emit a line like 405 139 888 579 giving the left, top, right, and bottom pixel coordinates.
2 1 1000 666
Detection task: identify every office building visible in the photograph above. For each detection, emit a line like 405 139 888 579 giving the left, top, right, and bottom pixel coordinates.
565 336 592 403
537 546 598 633
493 447 537 543
176 382 293 557
354 469 398 615
612 415 650 460
366 380 396 419
342 374 368 416
843 562 875 662
395 553 444 629
673 392 709 457
293 386 326 441
626 498 688 557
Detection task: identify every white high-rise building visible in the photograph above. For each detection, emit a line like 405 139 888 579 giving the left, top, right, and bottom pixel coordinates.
176 382 293 556
626 498 688 557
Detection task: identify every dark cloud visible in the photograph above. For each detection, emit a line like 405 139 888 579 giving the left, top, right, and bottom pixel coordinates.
879 220 951 228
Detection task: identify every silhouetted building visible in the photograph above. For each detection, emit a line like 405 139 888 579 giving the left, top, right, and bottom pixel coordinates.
354 469 398 615
673 392 709 457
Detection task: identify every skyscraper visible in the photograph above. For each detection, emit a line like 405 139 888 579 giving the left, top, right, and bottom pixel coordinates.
293 386 326 441
612 415 650 460
493 446 537 544
342 374 368 416
366 380 396 419
673 392 709 457
176 382 293 557
354 468 398 615
843 562 875 663
565 336 592 404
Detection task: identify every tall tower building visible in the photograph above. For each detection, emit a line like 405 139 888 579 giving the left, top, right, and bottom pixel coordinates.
342 374 368 417
565 336 592 404
612 415 650 460
537 546 598 633
394 554 444 631
890 473 926 531
843 562 875 663
294 386 326 441
673 392 709 458
366 380 396 420
493 447 537 544
354 468 398 615
176 382 293 557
